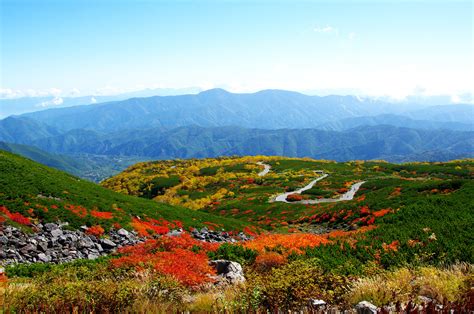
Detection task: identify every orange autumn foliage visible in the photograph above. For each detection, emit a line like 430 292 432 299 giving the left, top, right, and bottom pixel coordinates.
0 206 31 225
383 240 400 252
111 233 217 287
372 208 392 218
131 217 170 237
286 194 303 202
86 225 105 237
64 204 87 218
153 249 215 287
245 233 330 255
390 187 402 197
255 252 287 270
326 225 377 239
90 210 113 219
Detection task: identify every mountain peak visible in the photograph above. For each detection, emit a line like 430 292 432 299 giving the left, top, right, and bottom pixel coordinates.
198 88 230 96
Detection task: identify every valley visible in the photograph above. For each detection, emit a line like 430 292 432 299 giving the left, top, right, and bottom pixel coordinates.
1 151 473 311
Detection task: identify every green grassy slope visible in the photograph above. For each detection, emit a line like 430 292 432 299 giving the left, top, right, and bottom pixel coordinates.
104 156 474 267
0 150 248 231
0 141 148 182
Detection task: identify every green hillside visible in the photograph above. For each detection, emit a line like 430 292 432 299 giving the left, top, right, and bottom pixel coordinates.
0 150 248 232
3 153 474 312
0 141 147 182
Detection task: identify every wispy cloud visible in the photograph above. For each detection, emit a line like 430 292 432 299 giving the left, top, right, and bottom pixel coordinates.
36 96 64 107
348 32 356 40
313 25 338 34
0 87 63 99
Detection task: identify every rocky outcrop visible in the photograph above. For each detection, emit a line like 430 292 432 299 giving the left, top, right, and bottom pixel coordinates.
209 260 245 284
0 223 253 266
0 223 143 265
191 227 252 242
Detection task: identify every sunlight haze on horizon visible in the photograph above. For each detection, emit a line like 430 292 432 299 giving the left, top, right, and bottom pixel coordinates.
1 0 473 99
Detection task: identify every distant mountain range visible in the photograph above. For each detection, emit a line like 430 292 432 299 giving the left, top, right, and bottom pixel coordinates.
0 87 202 118
1 89 472 180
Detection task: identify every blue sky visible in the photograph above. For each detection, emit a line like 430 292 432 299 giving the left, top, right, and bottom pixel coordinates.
1 0 472 98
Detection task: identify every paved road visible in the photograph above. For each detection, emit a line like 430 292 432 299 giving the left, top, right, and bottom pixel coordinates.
257 162 365 204
257 161 271 176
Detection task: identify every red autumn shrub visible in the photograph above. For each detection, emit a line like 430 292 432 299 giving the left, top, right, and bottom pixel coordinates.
203 221 221 231
337 187 348 194
366 217 375 225
111 234 217 288
153 249 215 287
0 206 31 225
255 252 287 271
86 225 105 237
64 204 87 218
383 240 400 252
159 233 218 252
131 217 170 237
243 226 259 237
359 206 370 216
372 208 391 218
90 210 113 219
286 193 303 202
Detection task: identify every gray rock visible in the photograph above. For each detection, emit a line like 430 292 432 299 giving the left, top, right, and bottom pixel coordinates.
167 229 182 237
20 244 36 253
117 228 129 237
100 238 116 249
78 238 95 249
95 243 104 252
210 260 245 284
44 223 59 231
37 253 51 263
355 301 378 314
87 253 99 260
37 241 48 252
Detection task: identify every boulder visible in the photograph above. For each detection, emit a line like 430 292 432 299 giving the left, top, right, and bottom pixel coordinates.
50 229 63 238
100 238 116 249
117 228 130 237
44 223 59 231
87 253 99 260
37 253 51 263
355 301 378 314
210 260 245 284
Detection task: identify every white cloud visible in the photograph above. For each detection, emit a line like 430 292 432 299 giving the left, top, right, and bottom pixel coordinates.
0 88 21 98
348 32 356 40
36 96 64 107
0 87 64 99
313 25 338 34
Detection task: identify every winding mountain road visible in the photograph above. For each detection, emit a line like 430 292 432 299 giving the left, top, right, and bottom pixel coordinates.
257 161 271 176
257 162 365 204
